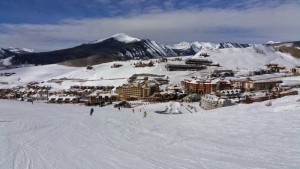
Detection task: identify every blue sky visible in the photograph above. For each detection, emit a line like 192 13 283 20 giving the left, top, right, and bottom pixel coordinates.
1 0 300 51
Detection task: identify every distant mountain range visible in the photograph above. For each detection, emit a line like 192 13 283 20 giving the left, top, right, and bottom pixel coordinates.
0 47 34 58
2 33 300 66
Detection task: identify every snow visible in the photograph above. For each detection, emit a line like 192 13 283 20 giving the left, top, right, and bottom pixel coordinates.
193 44 300 69
0 58 196 90
1 95 300 169
0 47 299 90
91 33 141 44
1 38 300 168
0 64 78 89
167 41 218 52
266 41 281 44
1 56 13 66
6 47 34 53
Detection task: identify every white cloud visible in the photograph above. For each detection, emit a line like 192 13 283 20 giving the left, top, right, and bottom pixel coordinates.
0 3 300 51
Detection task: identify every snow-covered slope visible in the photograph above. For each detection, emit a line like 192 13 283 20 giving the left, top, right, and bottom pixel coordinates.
1 94 299 169
1 46 300 90
168 42 218 52
167 42 250 56
0 58 192 90
193 44 300 69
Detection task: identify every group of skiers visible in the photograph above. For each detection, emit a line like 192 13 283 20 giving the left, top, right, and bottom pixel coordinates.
89 107 147 118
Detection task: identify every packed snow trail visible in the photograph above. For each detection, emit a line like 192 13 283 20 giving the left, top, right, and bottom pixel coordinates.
1 97 300 169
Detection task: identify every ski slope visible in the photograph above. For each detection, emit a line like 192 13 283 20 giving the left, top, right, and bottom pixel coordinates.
1 95 300 169
193 45 300 70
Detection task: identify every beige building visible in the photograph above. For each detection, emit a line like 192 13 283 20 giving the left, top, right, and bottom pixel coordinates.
244 79 282 91
290 67 300 75
116 80 159 100
232 78 282 91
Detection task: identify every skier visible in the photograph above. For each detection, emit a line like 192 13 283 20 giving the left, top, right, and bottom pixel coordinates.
118 107 121 111
143 111 147 118
132 109 135 113
90 108 94 116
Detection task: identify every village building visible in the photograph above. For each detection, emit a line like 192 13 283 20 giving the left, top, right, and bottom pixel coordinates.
241 92 272 103
242 78 282 91
185 58 213 65
165 64 206 71
48 95 80 104
128 74 169 85
116 80 159 100
216 89 242 98
88 90 119 105
290 66 300 75
158 57 168 62
265 63 285 72
181 78 232 94
271 87 299 98
200 94 235 110
111 63 123 68
208 69 234 78
147 91 186 102
165 83 182 92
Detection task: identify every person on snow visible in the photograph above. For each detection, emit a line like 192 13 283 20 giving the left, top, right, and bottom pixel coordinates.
143 111 147 118
132 109 135 113
118 107 121 111
90 108 94 116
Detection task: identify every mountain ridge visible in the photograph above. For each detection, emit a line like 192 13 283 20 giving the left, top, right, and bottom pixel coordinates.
4 33 300 66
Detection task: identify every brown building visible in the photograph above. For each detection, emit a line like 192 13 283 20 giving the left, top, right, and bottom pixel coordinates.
181 78 232 94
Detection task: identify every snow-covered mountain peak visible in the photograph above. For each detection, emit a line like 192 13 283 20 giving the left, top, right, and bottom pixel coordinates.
111 33 141 43
0 47 34 59
6 47 34 53
92 33 141 44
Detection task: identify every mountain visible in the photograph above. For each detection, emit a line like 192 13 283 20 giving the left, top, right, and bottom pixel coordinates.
9 33 300 67
266 41 300 58
11 33 177 66
0 47 34 58
0 47 34 66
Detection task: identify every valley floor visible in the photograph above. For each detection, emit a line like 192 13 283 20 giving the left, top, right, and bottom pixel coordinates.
1 97 300 169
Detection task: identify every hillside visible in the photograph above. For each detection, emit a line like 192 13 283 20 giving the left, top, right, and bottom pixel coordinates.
1 45 300 91
1 94 299 169
11 34 177 67
267 41 300 58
